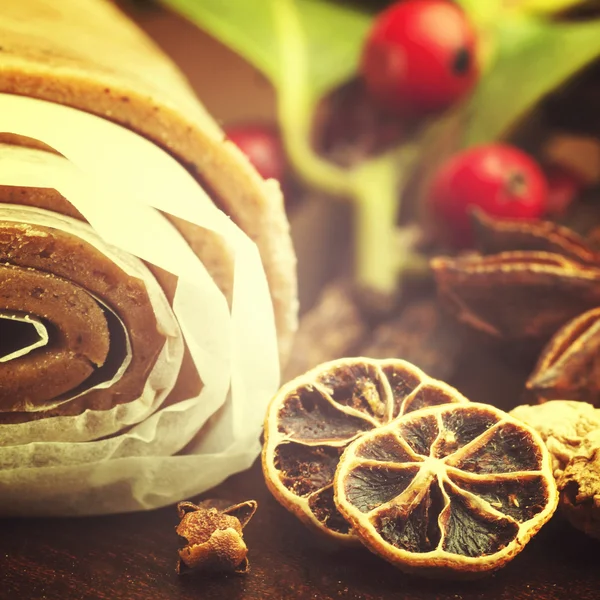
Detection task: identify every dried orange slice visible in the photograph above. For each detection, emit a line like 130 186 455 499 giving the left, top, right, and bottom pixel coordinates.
262 358 468 542
334 402 558 577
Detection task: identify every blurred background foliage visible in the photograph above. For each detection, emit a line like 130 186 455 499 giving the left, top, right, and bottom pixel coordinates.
121 0 600 307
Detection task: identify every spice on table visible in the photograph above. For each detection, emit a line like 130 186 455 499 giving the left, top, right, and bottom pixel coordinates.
543 133 600 188
262 357 469 543
470 207 600 264
511 400 600 540
175 499 257 575
560 429 600 541
510 401 600 478
335 402 558 578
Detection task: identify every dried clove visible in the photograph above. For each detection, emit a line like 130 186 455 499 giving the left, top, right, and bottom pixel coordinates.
175 499 257 575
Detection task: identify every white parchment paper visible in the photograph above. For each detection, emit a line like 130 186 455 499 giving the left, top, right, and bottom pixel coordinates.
0 94 281 515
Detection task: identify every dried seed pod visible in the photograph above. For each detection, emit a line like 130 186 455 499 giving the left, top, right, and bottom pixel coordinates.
432 252 600 341
471 208 600 265
175 500 257 575
263 358 468 543
527 307 600 405
543 133 600 186
433 213 600 408
334 403 558 578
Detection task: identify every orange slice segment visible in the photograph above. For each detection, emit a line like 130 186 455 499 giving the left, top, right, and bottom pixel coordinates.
334 403 558 576
262 358 468 542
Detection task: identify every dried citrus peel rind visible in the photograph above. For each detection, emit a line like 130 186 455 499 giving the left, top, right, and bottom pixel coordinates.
334 403 558 577
262 357 468 542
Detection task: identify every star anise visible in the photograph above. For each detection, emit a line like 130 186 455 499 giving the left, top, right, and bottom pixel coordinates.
432 208 600 406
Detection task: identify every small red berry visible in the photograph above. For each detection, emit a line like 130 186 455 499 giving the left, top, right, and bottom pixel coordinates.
428 144 548 247
225 124 286 182
545 164 584 217
362 0 479 115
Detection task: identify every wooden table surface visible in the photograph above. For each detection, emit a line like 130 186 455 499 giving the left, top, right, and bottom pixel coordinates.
1 459 599 600
2 349 599 600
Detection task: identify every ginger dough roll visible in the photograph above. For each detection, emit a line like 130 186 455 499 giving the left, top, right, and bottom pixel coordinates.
0 0 297 360
0 0 297 417
0 0 297 514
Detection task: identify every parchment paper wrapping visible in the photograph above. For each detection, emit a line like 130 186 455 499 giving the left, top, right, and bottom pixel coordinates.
0 94 282 516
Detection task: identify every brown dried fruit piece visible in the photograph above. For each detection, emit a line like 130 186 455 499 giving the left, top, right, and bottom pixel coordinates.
560 429 600 540
262 358 468 542
432 210 600 407
334 403 557 578
175 500 257 575
511 400 600 540
510 401 600 478
0 221 165 415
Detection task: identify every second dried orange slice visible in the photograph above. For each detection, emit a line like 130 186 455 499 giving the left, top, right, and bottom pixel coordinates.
334 402 558 577
262 358 468 542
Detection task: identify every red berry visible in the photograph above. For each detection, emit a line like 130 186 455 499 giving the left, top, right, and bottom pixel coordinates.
545 164 583 217
225 124 286 182
362 0 479 115
428 144 548 247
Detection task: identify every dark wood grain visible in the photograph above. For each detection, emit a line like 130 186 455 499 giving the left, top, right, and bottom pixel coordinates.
2 345 599 600
1 458 600 600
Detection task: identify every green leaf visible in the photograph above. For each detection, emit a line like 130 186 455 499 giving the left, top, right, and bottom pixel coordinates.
274 0 371 103
455 0 504 26
457 0 595 19
352 145 422 293
271 0 374 197
516 0 592 14
464 15 600 146
161 0 371 102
